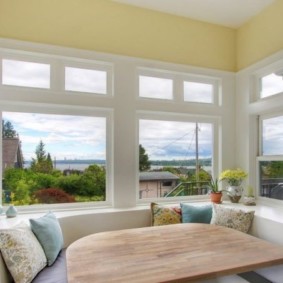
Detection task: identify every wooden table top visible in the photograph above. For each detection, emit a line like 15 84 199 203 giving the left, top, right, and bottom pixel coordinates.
66 223 283 283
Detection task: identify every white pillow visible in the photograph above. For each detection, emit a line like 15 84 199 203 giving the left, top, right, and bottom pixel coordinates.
0 222 47 283
210 204 255 233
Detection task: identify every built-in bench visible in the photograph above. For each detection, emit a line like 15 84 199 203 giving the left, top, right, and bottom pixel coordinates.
0 201 282 283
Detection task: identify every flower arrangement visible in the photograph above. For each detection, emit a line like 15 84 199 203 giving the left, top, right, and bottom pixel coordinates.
219 168 248 186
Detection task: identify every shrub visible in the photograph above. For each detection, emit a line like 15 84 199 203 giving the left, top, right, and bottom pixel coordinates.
34 188 75 204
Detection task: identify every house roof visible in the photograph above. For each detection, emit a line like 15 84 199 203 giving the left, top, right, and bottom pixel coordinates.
139 171 179 181
2 138 24 171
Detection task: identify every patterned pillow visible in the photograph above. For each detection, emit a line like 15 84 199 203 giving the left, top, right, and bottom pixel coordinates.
151 202 181 226
210 203 255 233
0 222 47 283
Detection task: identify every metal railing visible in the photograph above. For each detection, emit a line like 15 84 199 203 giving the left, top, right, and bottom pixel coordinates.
165 181 210 197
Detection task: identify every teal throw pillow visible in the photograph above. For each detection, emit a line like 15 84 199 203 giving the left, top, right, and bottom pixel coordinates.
30 212 64 266
181 203 212 224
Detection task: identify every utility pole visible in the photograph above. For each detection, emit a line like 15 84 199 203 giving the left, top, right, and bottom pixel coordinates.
195 123 199 182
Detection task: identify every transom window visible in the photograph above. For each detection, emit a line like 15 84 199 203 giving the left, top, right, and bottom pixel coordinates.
259 72 283 99
139 75 173 100
65 67 107 94
184 81 213 103
2 59 50 89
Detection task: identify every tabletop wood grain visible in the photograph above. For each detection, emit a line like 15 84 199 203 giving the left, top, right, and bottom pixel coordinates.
66 223 283 283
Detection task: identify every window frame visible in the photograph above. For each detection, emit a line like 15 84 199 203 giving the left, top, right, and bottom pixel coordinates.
0 39 232 210
252 60 283 102
182 75 220 105
63 59 113 97
0 104 114 211
136 111 220 204
136 67 221 106
256 111 283 202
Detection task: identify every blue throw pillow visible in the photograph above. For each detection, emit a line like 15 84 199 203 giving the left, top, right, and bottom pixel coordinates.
30 212 64 266
181 203 212 224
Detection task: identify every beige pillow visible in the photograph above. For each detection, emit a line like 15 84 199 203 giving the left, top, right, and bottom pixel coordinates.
0 222 47 283
210 203 255 233
151 202 181 226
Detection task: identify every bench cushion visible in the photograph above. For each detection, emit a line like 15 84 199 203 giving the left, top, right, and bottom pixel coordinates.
32 249 67 283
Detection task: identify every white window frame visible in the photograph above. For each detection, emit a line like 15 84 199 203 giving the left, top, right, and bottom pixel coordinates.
181 75 220 105
137 68 175 101
63 59 113 96
0 39 233 210
136 111 220 204
0 104 114 211
136 67 221 106
0 49 113 97
256 111 283 203
252 60 283 102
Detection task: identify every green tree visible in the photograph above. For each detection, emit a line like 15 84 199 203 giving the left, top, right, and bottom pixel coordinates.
2 120 17 138
78 165 106 198
30 140 53 173
265 161 283 178
139 144 151 171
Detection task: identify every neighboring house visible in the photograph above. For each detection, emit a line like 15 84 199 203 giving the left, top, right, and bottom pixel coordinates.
139 171 179 199
2 138 24 174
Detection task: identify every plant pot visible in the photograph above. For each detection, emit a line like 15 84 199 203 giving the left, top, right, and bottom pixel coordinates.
210 192 222 204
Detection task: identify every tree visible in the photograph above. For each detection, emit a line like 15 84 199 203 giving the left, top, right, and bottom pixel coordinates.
139 144 151 171
30 140 53 173
2 120 17 138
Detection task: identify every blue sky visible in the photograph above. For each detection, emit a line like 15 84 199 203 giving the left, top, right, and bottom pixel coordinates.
139 120 212 160
3 112 106 161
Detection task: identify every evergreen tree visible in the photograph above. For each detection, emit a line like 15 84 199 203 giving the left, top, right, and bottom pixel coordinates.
30 140 53 173
2 120 17 138
139 144 151 171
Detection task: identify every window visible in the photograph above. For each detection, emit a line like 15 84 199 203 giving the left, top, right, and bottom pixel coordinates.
139 75 173 100
2 111 107 206
0 41 228 209
260 73 283 99
65 67 107 94
139 118 213 199
258 114 283 201
184 81 213 103
2 59 50 89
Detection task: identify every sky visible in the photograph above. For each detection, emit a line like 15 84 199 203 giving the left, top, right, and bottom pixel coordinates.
262 115 283 155
139 120 212 161
3 112 106 161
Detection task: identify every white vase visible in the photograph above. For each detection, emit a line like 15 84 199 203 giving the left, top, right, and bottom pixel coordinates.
226 186 243 203
6 205 17 218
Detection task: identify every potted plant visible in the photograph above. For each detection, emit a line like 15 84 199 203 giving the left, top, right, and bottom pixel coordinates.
219 168 248 203
208 178 222 203
243 186 256 206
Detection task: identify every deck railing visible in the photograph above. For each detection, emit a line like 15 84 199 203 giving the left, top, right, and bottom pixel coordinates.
165 181 210 197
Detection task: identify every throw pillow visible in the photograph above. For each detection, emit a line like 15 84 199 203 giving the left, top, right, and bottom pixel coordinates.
210 203 255 233
181 203 212 223
0 222 47 283
30 212 64 266
151 202 181 226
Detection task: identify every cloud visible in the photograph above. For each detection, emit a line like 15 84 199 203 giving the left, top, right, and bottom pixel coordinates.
262 115 283 155
139 119 212 160
3 112 106 160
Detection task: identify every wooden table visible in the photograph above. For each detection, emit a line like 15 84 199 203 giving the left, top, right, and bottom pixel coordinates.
66 223 283 283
